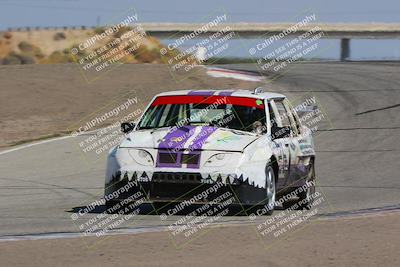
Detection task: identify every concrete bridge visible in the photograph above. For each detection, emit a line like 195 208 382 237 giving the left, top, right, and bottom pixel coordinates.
4 23 400 61
141 23 400 61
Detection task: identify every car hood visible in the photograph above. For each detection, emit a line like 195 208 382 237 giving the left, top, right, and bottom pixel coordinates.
119 126 259 152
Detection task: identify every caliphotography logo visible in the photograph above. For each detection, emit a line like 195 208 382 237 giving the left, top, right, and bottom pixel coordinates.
70 7 150 83
67 91 144 165
158 10 240 82
247 9 336 82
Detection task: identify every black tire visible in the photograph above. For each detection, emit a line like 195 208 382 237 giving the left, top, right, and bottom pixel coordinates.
297 160 316 210
264 164 276 215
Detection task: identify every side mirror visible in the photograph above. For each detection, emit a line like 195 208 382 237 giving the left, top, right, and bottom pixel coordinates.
271 126 291 140
121 122 135 134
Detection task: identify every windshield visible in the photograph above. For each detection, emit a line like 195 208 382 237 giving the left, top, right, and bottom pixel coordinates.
138 95 266 133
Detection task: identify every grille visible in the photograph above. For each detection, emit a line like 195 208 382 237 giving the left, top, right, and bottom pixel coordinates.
157 152 200 166
181 153 200 165
158 153 178 164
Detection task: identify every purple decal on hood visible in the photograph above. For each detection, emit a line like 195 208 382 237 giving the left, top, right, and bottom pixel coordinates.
183 126 218 168
156 126 196 168
155 126 217 169
188 126 218 151
158 126 196 150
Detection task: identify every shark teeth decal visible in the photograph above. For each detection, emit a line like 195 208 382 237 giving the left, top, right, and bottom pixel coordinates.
227 175 234 184
220 174 228 184
203 177 214 184
145 171 153 180
115 170 265 189
117 171 153 182
236 170 266 189
128 171 136 181
210 173 220 182
197 172 264 188
200 173 210 180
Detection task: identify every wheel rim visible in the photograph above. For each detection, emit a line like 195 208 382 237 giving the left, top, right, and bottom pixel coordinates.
305 163 316 202
266 167 276 210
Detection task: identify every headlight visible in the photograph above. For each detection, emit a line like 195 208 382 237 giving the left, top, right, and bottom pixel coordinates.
128 149 154 166
204 153 231 167
215 154 225 160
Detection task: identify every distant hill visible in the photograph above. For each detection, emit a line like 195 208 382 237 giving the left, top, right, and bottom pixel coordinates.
0 27 181 65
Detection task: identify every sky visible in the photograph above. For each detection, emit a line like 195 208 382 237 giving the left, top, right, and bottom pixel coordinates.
0 0 400 29
1 0 399 60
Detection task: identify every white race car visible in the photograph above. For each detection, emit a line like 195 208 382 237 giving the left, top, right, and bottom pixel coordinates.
105 88 316 214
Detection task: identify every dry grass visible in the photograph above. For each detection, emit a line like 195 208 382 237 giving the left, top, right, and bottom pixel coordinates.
0 28 187 65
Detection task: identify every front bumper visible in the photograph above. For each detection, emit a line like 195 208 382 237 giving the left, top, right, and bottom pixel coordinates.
105 171 267 205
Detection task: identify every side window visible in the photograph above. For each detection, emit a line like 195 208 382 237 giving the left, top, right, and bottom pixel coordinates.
289 103 301 134
268 102 278 129
274 100 292 128
283 99 300 136
292 113 301 134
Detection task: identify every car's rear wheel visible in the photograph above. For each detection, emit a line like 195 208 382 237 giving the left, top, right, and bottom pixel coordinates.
265 164 276 215
297 160 316 210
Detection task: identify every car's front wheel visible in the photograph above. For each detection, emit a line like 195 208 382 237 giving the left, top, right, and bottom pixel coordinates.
265 164 276 215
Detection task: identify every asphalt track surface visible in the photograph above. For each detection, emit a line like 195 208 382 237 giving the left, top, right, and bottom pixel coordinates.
1 62 399 240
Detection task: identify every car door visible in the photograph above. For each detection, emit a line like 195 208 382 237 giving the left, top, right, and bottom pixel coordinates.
282 98 303 182
268 99 292 187
284 98 315 180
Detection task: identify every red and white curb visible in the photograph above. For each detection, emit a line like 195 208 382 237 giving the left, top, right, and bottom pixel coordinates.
205 67 264 82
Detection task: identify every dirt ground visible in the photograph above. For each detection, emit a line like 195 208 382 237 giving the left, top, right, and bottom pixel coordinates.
0 64 259 148
0 212 399 267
